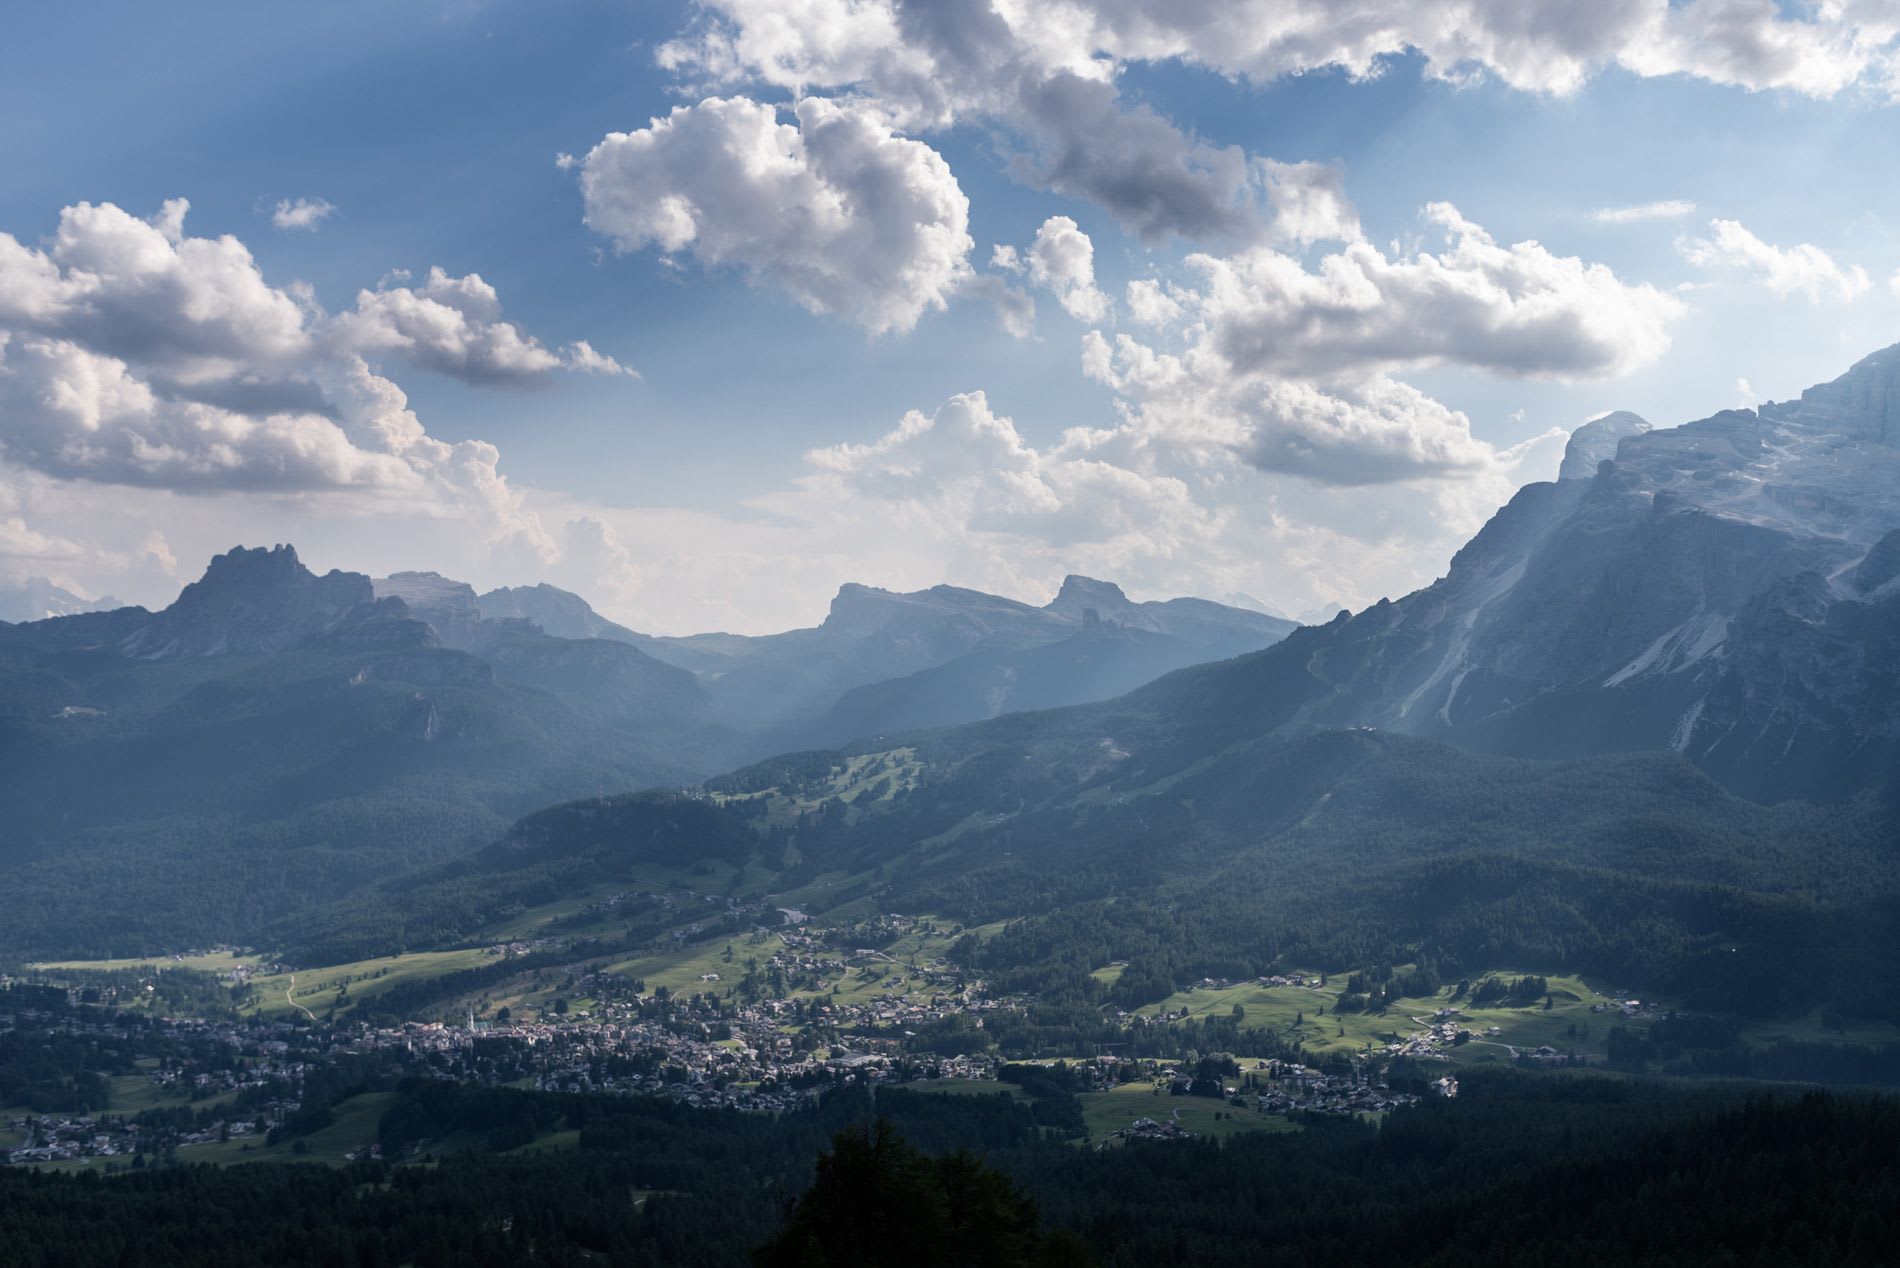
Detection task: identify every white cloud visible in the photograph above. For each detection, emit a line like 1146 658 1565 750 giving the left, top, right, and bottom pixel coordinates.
1261 160 1362 245
1082 330 1503 485
1680 218 1871 301
271 197 335 232
334 267 635 383
1124 278 1182 327
1026 216 1109 322
0 199 313 384
1890 267 1900 296
1593 200 1698 224
775 390 1231 592
575 95 980 336
1069 203 1678 489
1092 0 1900 98
1190 203 1683 383
657 1 1900 240
0 199 629 563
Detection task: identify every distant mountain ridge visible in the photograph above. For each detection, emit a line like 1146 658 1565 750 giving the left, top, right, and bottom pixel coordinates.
0 546 1292 955
0 577 126 624
633 573 1295 739
375 567 1295 744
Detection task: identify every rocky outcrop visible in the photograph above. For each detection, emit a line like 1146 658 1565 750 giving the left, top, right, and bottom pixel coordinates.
121 545 376 658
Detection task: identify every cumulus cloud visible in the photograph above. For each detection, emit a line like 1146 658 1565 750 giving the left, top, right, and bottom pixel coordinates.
1679 218 1871 301
0 199 625 561
1191 203 1683 383
1009 73 1266 241
1124 278 1182 327
790 390 1226 571
1063 202 1678 490
575 95 980 336
335 267 634 383
1593 200 1697 223
1082 0 1900 98
271 197 335 232
1262 160 1362 245
657 1 1900 240
1026 216 1109 322
1083 330 1498 485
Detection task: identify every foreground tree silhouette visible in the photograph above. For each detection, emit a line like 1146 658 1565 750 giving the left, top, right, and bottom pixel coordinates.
752 1121 1092 1268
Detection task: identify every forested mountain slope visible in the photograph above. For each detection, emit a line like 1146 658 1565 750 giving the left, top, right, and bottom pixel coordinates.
0 546 740 955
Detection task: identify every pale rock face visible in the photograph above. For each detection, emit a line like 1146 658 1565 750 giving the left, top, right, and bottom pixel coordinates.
1230 342 1900 801
1558 411 1651 481
478 584 642 643
374 571 483 647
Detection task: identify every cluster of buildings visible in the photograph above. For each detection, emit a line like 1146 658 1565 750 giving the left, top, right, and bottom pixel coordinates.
1114 1116 1190 1142
1248 1060 1422 1117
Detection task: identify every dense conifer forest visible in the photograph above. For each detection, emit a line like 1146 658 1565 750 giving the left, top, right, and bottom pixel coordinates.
1 1072 1893 1266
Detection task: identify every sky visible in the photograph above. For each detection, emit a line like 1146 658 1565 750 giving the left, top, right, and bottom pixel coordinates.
2 0 1899 633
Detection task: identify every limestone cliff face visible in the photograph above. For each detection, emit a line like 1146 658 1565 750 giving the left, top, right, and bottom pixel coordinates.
1558 410 1650 481
1236 343 1900 801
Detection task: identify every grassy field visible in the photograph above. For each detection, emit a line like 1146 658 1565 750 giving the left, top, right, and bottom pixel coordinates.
28 950 262 975
245 948 499 1018
1077 1081 1296 1146
175 1091 396 1167
1135 968 1622 1062
599 913 989 1013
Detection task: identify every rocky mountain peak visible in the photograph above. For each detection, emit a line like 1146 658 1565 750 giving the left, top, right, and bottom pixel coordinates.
1762 341 1900 445
122 544 375 658
1047 575 1133 621
1559 411 1650 481
823 582 900 633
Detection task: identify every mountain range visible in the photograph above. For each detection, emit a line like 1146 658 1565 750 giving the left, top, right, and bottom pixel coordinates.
270 343 1900 1026
1178 344 1900 803
6 344 1900 985
0 549 1284 955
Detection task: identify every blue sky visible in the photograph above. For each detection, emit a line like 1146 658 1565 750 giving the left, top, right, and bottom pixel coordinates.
2 0 1898 631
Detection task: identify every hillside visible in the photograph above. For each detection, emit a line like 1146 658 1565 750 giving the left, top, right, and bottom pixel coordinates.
0 547 741 956
274 711 1899 1027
